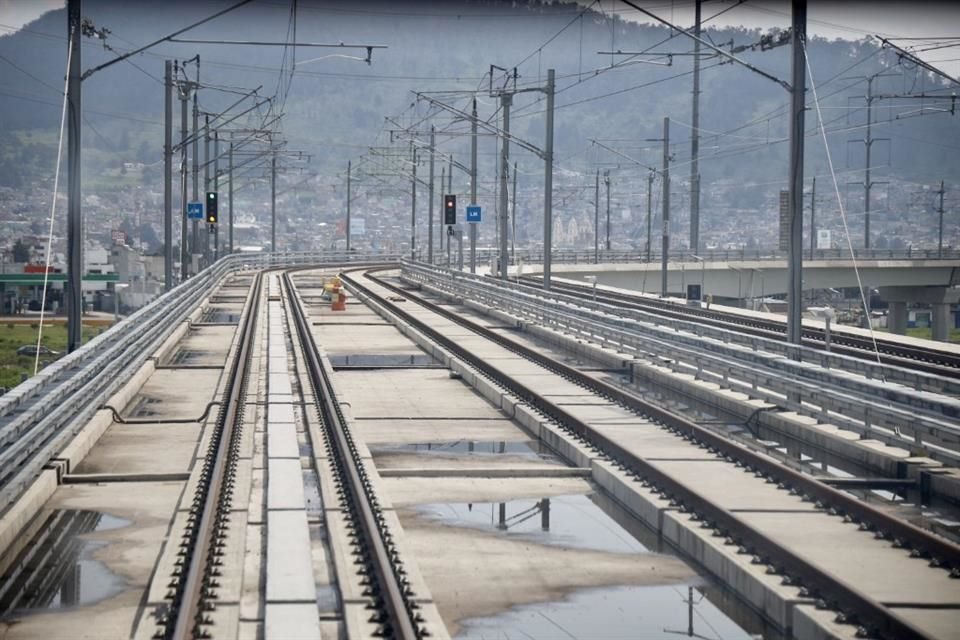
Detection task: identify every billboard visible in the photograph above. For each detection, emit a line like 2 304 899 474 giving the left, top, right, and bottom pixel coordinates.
817 229 831 249
350 217 366 236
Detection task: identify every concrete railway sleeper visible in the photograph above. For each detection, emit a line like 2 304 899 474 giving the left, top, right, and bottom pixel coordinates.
343 267 960 640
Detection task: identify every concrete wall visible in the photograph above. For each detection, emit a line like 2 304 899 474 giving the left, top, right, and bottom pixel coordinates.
547 259 960 298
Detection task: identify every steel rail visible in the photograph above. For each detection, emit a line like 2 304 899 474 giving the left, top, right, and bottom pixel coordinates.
521 276 960 374
167 271 263 640
283 271 423 639
346 267 959 640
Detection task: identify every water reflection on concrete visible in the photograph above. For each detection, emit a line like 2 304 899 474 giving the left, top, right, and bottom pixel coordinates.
378 440 559 462
456 583 765 640
415 495 774 639
415 494 648 554
329 354 435 367
0 510 128 617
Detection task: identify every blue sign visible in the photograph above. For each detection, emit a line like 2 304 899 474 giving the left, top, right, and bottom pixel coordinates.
187 202 203 220
466 205 482 223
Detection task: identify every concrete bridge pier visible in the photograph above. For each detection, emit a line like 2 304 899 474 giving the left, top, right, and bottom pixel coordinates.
887 301 908 335
880 286 959 341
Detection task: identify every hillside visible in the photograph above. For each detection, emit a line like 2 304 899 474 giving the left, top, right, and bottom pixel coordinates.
1 0 957 220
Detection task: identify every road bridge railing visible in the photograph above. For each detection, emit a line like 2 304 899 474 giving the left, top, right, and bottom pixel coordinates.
400 261 960 465
0 251 399 516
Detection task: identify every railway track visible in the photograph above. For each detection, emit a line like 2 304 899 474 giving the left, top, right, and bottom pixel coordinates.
157 269 426 639
282 270 427 639
343 266 960 640
160 273 263 639
1 259 956 639
517 276 960 376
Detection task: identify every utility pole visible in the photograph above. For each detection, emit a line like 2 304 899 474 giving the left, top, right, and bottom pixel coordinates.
498 93 512 280
163 60 173 291
228 142 234 254
345 160 351 253
661 117 670 297
937 180 945 258
203 113 210 260
212 129 219 260
179 71 189 281
689 0 702 253
66 0 82 351
191 63 199 259
863 75 876 249
439 167 445 256
428 125 436 263
271 151 277 252
410 145 417 260
511 160 518 264
786 0 807 349
543 68 555 290
646 172 653 262
594 169 600 264
470 98 478 273
809 176 816 258
605 170 611 252
446 155 453 255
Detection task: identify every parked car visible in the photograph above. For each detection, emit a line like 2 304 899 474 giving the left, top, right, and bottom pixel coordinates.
16 345 59 357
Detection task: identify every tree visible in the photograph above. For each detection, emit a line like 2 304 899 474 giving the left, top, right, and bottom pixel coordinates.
12 238 30 262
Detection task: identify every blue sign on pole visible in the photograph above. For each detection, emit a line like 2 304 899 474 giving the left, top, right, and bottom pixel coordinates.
187 202 203 220
466 205 482 223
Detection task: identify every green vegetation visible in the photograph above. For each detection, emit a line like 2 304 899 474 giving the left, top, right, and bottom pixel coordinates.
0 323 101 390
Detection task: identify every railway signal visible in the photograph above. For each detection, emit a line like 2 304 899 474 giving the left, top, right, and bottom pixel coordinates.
206 191 218 224
444 194 456 225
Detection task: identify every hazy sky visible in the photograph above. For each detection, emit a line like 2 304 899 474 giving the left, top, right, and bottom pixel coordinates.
0 0 61 30
2 0 958 75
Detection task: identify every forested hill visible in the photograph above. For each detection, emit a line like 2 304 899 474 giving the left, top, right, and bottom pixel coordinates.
1 0 957 195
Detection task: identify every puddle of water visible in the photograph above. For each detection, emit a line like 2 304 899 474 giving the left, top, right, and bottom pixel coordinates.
0 510 129 617
302 470 324 518
413 494 649 554
456 583 768 640
374 440 559 462
316 584 339 614
307 522 341 615
203 309 240 323
416 494 774 639
329 354 435 367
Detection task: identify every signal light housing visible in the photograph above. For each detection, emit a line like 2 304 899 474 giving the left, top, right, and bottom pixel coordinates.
206 191 218 224
444 194 456 225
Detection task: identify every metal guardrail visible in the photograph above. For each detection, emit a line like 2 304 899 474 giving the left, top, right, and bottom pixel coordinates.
431 247 960 267
527 277 960 375
0 251 399 517
401 261 960 463
402 261 960 396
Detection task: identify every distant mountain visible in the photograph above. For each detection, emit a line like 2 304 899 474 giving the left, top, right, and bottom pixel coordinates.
1 0 957 200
